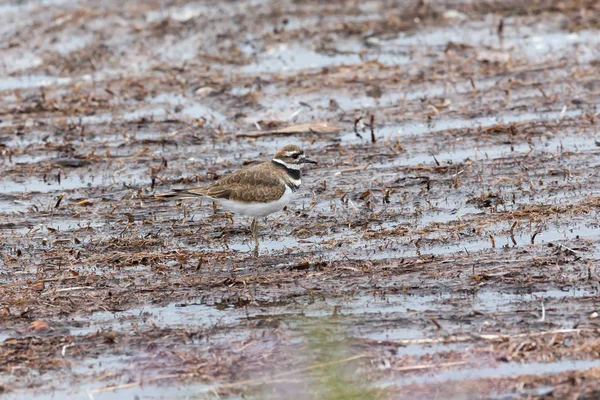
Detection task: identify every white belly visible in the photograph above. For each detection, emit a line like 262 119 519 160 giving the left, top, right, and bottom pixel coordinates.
214 186 295 217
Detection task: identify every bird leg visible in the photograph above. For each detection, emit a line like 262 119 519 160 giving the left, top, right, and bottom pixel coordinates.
250 217 259 255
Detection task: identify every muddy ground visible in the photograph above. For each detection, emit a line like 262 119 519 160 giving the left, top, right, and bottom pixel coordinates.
1 0 600 399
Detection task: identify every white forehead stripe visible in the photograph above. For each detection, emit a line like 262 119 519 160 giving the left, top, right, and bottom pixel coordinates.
273 158 301 170
284 150 303 156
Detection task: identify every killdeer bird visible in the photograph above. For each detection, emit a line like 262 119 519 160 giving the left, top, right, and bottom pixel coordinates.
156 144 316 253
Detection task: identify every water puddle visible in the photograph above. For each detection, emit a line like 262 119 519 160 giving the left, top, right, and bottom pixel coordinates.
0 75 74 92
6 361 214 400
376 359 600 388
148 93 227 123
419 222 600 258
396 342 469 357
360 133 597 175
1 174 96 194
0 69 124 93
242 44 411 75
1 286 596 398
0 164 148 196
0 301 248 342
4 220 107 237
177 200 600 262
228 235 303 253
144 0 267 23
2 286 592 344
419 205 481 225
0 152 55 166
0 0 74 14
32 359 600 399
350 220 599 261
341 108 591 144
261 76 497 115
242 44 363 74
87 383 216 400
0 93 228 129
145 3 214 23
313 287 594 320
384 16 600 63
70 302 245 337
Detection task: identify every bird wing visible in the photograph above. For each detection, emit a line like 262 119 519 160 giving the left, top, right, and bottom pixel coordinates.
179 162 286 203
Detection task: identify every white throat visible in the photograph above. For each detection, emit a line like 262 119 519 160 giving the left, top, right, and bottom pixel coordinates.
273 158 301 170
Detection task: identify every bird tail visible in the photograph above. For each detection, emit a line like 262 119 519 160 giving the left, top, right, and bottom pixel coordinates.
155 188 207 200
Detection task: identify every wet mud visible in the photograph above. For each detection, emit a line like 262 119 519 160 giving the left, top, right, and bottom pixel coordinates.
1 0 600 399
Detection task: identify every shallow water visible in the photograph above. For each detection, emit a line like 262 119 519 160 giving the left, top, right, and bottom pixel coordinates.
375 359 600 387
3 1 600 399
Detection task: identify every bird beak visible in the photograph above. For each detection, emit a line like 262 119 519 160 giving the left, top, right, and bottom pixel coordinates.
302 158 317 164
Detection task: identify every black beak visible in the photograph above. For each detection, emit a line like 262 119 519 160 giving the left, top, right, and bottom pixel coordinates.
302 158 317 164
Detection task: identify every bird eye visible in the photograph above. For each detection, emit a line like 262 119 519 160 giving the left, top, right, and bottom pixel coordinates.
292 153 300 159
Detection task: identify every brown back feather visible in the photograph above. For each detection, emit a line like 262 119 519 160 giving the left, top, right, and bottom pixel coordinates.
183 161 287 203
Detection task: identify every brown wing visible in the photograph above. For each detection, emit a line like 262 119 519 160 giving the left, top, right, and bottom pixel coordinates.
185 162 286 203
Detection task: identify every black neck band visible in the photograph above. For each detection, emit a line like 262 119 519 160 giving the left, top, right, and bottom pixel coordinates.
272 160 301 191
272 160 301 180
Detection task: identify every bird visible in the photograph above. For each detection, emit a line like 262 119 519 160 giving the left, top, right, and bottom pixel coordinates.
156 144 317 253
